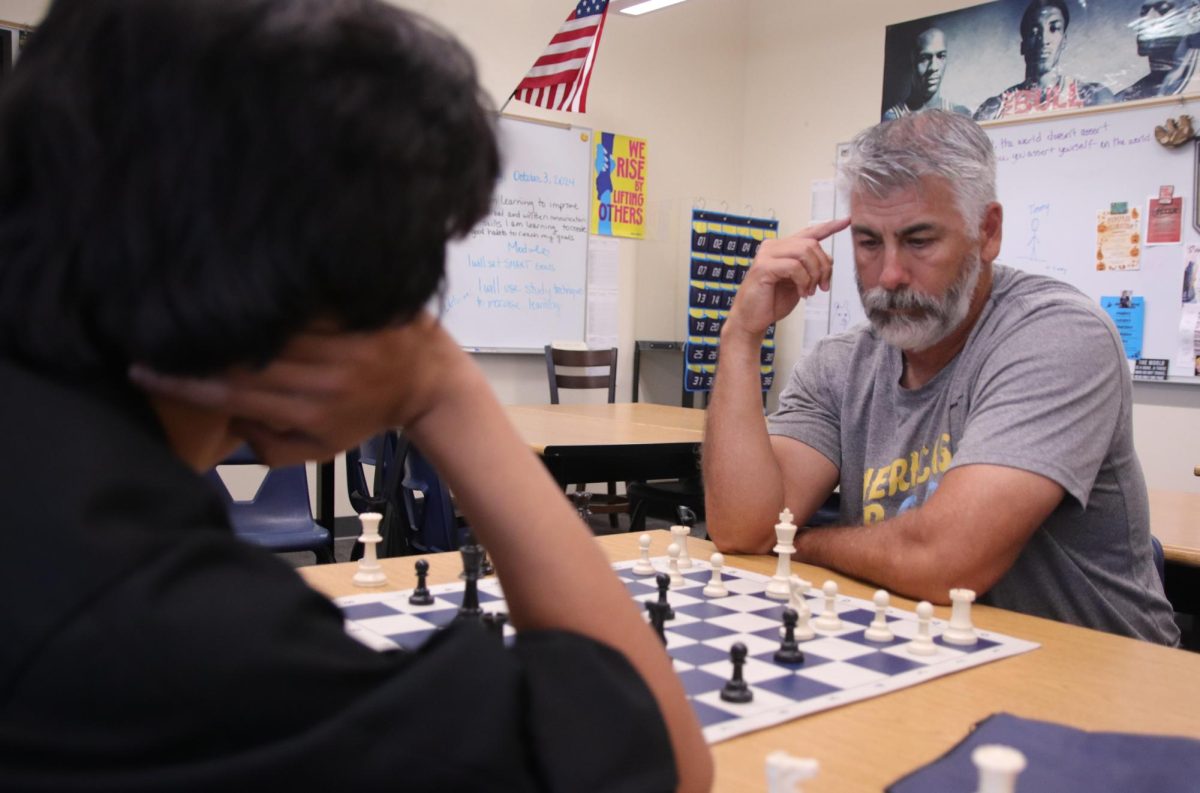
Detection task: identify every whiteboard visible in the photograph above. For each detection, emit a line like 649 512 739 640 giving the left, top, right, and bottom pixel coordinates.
439 116 590 352
827 100 1200 383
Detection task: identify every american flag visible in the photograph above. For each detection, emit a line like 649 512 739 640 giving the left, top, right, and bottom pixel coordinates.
511 0 610 113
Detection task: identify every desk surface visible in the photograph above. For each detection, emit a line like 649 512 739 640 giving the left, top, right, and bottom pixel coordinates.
300 532 1200 793
1149 489 1200 566
504 403 706 453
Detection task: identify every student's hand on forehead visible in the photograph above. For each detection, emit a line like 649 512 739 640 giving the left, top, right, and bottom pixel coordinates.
130 312 457 465
725 216 850 339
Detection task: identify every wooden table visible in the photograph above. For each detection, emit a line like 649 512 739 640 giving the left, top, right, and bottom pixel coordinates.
1150 489 1200 567
301 532 1200 793
504 402 706 486
312 403 706 530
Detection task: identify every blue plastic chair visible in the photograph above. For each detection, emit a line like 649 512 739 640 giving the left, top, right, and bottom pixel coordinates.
400 442 462 553
207 446 334 563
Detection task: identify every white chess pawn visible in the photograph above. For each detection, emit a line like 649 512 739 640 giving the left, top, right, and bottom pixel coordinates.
787 576 815 640
703 552 729 597
666 542 685 588
632 533 656 576
766 507 798 601
353 512 387 587
972 744 1026 793
813 580 842 631
908 600 938 656
670 524 693 568
765 751 819 793
863 589 894 643
944 587 978 645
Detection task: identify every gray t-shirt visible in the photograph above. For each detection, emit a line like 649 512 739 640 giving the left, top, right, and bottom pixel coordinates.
768 265 1178 645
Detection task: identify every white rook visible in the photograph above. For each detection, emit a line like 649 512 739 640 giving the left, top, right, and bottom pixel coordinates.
945 587 978 645
765 751 819 793
670 523 692 568
972 744 1026 793
353 512 387 588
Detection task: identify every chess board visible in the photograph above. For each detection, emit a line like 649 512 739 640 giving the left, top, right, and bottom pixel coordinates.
335 556 1040 744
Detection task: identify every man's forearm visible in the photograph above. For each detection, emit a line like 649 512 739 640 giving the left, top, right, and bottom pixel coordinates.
703 324 784 554
791 513 956 603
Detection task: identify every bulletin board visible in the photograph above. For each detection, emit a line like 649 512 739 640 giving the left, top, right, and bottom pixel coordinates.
826 99 1200 383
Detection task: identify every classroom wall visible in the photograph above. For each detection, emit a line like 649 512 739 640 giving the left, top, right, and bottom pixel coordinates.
393 0 752 408
6 0 1198 499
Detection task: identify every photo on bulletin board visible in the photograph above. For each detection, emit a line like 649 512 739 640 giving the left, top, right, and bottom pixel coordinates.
881 0 1200 123
589 131 647 239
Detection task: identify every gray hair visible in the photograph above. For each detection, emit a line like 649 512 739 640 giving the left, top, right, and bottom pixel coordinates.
841 110 997 231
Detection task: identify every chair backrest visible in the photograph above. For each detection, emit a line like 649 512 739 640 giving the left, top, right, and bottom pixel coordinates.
206 448 330 559
209 451 313 524
401 442 461 553
345 431 400 515
544 345 618 404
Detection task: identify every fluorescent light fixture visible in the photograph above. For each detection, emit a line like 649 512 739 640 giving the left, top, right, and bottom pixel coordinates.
618 0 689 16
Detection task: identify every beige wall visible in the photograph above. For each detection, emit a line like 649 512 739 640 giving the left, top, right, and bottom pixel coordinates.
394 0 751 406
6 0 1198 499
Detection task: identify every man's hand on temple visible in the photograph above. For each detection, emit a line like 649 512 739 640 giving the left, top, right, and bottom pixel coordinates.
725 217 850 340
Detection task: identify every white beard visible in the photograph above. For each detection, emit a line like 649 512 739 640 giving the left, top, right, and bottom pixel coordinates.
858 250 981 352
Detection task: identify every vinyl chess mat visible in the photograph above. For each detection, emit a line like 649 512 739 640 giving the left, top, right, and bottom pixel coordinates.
336 556 1040 744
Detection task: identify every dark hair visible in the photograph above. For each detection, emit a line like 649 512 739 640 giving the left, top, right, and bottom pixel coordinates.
1021 0 1070 37
0 0 499 376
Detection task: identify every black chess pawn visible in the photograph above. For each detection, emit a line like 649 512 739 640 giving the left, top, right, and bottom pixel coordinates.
774 607 805 664
720 642 753 703
655 573 675 620
408 559 434 606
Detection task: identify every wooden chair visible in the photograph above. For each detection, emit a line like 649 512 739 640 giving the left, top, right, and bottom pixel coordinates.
544 344 628 529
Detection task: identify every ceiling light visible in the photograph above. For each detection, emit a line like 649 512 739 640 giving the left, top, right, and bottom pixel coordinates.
618 0 689 17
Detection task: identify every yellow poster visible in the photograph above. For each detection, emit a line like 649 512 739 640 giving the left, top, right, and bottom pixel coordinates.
590 131 647 239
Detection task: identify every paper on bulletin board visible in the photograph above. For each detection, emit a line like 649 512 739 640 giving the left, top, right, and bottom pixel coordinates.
1100 295 1145 359
585 235 619 349
1095 206 1141 271
1173 303 1200 377
803 178 836 353
589 131 646 239
1146 196 1184 246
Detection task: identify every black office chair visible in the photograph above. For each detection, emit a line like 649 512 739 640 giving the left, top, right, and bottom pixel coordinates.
627 476 704 534
207 446 334 564
544 344 629 529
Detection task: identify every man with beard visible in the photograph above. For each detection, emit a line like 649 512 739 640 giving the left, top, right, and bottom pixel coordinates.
703 111 1178 645
883 26 971 120
975 0 1113 120
1117 0 1200 101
